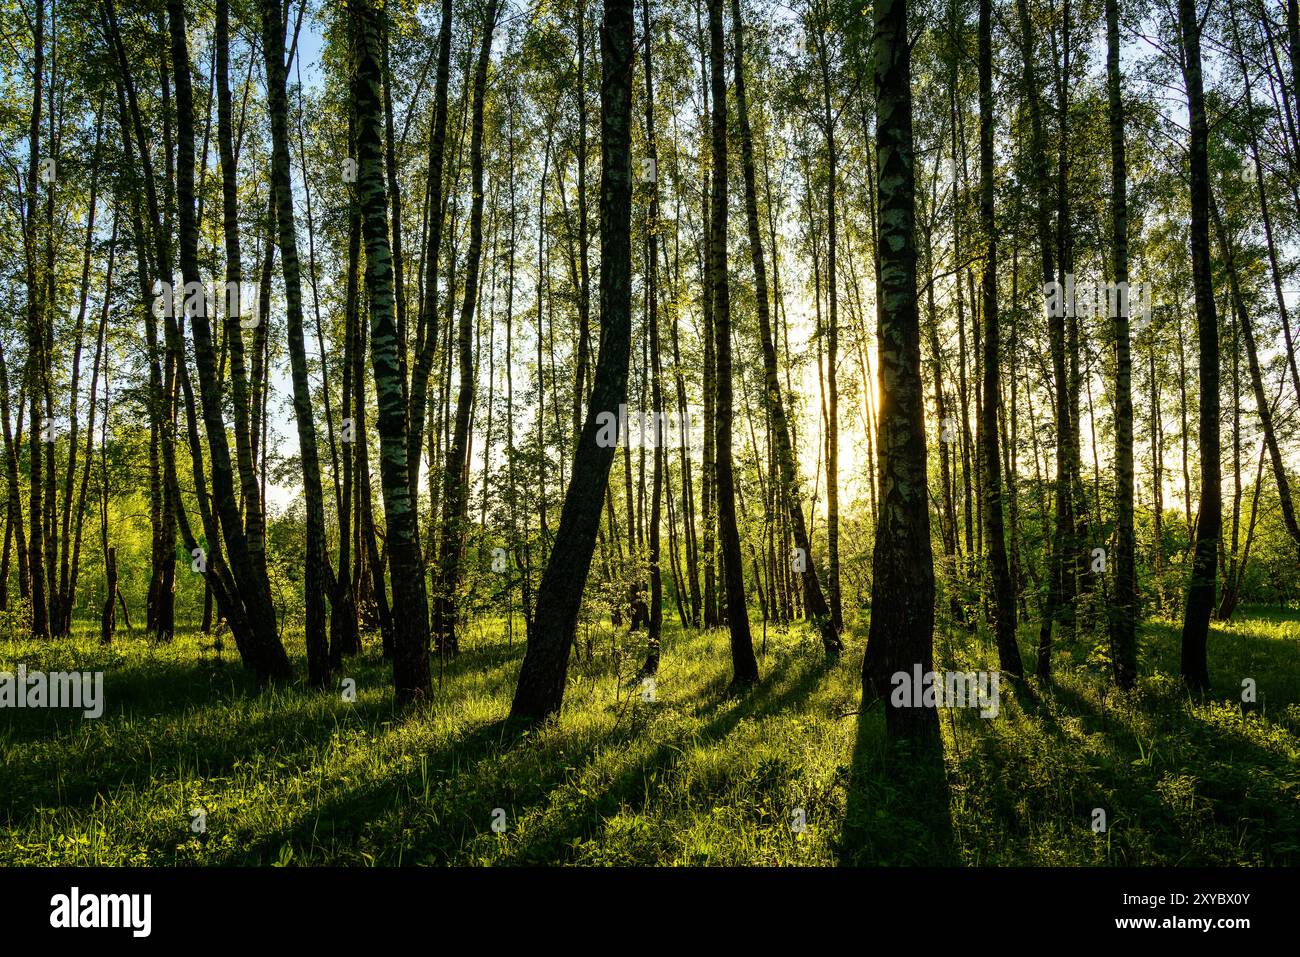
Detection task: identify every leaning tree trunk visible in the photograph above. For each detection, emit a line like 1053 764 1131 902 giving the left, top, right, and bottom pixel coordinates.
103 0 173 647
1210 202 1300 559
510 0 635 723
0 339 29 607
168 0 292 680
56 116 104 638
218 0 272 637
65 216 114 639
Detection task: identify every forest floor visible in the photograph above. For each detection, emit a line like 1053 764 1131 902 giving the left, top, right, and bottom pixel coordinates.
2 607 1298 865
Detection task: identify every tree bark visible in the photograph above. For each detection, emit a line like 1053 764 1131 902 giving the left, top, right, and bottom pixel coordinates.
433 0 498 658
352 0 432 704
707 0 759 687
862 0 939 744
408 0 454 503
733 0 839 657
978 0 1022 679
1175 0 1220 692
1107 0 1138 689
510 0 635 723
261 0 332 686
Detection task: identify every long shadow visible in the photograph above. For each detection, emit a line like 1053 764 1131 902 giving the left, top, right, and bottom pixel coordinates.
954 669 1199 861
235 716 587 865
0 640 476 746
955 661 1300 865
953 695 1148 859
499 651 840 863
0 656 266 745
838 696 956 866
1 643 494 822
1 634 624 843
0 688 398 823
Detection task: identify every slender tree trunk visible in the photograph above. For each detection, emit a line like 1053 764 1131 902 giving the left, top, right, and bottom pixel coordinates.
57 112 104 636
1176 0 1220 692
1107 0 1138 689
169 0 292 679
331 132 363 663
814 13 843 635
24 0 49 641
0 343 27 607
1211 201 1300 557
641 0 666 675
733 0 839 657
707 0 759 687
66 218 115 637
352 0 432 704
697 0 718 629
433 0 498 658
1149 340 1165 610
510 0 635 723
381 14 409 416
1016 0 1068 680
217 0 272 638
104 36 170 642
408 0 454 503
574 0 592 447
261 0 332 685
978 0 1022 679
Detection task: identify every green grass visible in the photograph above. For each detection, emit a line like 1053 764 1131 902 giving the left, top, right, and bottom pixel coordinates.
1 607 1297 866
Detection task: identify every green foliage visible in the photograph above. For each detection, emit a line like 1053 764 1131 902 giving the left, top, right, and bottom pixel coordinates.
0 598 32 642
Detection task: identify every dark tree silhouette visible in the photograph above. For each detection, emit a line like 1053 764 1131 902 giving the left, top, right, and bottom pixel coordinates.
510 0 635 723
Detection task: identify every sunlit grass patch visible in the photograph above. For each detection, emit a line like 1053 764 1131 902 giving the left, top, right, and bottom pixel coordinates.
1 607 1296 865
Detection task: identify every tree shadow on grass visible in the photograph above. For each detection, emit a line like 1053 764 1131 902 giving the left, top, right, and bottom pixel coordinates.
838 696 957 866
493 652 841 863
0 688 399 823
238 715 589 865
2 645 517 823
0 655 268 746
935 654 1300 865
1017 673 1300 863
254 649 838 866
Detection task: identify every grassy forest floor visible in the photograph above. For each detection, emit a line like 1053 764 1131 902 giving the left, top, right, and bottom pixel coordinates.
2 607 1298 866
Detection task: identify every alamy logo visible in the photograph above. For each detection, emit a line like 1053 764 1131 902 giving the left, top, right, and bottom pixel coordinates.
0 665 104 718
1044 275 1152 325
595 403 702 450
49 887 151 937
152 279 261 327
890 666 1000 718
